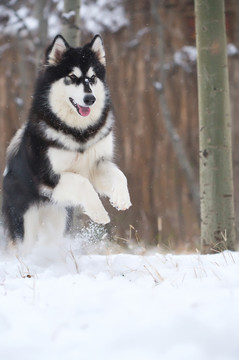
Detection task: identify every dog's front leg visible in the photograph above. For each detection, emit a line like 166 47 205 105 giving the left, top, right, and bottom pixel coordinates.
52 172 110 224
91 161 131 211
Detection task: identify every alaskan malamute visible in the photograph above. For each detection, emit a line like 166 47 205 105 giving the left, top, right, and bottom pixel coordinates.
2 34 131 250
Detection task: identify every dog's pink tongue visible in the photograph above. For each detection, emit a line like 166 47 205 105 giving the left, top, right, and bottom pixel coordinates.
77 105 90 117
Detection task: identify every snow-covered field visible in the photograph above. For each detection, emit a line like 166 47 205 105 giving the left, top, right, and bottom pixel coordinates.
0 236 239 360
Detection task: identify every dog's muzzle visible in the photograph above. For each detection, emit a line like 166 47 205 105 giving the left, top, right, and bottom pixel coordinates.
69 95 96 117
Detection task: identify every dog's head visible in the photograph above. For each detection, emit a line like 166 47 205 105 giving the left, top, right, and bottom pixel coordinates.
43 35 108 128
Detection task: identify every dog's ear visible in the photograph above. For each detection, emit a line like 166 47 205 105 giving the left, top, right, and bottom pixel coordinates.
90 35 106 66
46 35 69 65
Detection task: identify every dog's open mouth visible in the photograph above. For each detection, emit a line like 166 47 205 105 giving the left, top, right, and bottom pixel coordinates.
69 97 90 117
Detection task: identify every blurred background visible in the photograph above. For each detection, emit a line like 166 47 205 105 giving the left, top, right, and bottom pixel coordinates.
0 0 239 251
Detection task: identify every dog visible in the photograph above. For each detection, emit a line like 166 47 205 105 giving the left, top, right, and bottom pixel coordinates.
2 34 131 251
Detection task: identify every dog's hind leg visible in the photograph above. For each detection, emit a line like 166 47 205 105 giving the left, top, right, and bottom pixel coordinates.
22 204 67 253
38 203 67 243
22 204 40 254
2 203 24 245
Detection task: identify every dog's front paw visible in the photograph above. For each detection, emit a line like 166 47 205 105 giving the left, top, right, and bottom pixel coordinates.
91 210 110 225
84 203 110 225
110 187 132 211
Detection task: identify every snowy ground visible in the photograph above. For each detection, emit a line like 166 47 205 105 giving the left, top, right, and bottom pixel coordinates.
0 235 239 360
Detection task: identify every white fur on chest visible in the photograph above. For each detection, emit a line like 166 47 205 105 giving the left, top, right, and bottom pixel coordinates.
48 132 114 178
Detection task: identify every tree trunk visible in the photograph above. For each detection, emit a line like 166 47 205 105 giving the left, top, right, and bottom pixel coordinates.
62 0 81 46
195 0 236 253
34 0 48 71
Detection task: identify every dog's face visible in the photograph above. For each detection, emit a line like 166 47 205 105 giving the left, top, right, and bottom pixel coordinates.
45 35 107 128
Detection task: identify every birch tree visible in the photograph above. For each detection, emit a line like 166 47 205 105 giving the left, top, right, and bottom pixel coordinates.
35 0 49 70
62 0 81 46
195 0 236 253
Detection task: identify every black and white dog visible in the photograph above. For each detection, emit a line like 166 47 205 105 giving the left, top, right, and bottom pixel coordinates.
2 35 131 250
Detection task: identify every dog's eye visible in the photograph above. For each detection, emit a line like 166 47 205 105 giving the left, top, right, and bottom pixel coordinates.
68 74 77 81
90 75 96 84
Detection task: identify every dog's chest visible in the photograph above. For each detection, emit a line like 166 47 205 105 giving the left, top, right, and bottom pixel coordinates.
47 133 113 177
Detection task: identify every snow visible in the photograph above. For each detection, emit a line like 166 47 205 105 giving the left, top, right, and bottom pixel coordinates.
0 5 38 37
14 97 24 107
153 81 163 92
0 236 239 360
227 43 239 56
62 10 76 21
174 46 197 72
81 0 128 35
0 0 128 38
173 44 239 73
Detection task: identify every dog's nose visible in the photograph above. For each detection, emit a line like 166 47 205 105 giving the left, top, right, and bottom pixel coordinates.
83 94 96 106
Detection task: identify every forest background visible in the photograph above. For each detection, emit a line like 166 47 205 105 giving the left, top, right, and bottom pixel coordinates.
0 0 239 251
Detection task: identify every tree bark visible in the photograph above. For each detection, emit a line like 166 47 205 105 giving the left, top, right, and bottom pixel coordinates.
34 0 48 71
195 0 236 252
62 0 81 46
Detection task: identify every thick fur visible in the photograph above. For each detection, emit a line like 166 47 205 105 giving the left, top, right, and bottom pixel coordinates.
2 34 131 250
